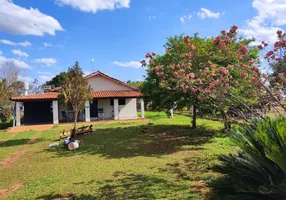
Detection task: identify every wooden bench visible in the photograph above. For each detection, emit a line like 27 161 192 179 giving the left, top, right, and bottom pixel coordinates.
60 124 93 139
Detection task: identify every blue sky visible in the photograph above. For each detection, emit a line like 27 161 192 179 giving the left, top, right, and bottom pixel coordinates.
0 0 285 84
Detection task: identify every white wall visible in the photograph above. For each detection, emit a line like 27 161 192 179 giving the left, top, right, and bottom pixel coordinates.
119 98 137 120
97 98 138 120
88 76 133 91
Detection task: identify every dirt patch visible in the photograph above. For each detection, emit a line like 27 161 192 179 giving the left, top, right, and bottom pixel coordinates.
8 124 53 133
0 137 37 168
0 183 23 199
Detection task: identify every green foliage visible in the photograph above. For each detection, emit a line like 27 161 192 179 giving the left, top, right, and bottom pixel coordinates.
126 80 143 89
45 72 67 87
209 117 286 200
0 107 12 122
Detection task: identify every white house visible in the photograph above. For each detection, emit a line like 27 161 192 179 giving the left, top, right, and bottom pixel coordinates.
11 71 144 126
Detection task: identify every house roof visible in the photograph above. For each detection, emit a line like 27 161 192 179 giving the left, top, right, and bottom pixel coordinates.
11 92 59 101
85 71 139 91
91 90 142 98
11 70 142 102
11 91 142 102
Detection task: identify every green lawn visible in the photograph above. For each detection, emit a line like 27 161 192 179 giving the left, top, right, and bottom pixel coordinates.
0 112 234 200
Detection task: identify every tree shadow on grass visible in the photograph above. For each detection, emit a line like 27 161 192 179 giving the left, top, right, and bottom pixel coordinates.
0 138 43 147
42 124 217 159
36 193 96 200
72 171 193 199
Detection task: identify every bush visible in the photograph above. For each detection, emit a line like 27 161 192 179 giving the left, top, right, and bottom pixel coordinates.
0 107 12 122
209 117 286 200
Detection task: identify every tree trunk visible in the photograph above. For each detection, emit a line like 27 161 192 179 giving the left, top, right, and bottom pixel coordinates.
192 104 197 129
71 110 78 139
220 109 231 130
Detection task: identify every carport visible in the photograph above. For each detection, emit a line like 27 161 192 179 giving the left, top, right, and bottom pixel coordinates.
10 92 59 126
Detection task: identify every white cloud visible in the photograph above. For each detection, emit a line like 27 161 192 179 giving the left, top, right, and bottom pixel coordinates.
149 16 156 20
83 71 91 75
0 54 32 69
180 14 192 23
34 58 57 66
240 0 286 44
38 75 53 82
197 8 220 19
43 42 53 47
12 49 29 57
0 0 64 36
18 75 33 82
0 39 32 47
0 50 2 55
37 71 52 75
112 61 141 68
18 41 32 47
56 0 130 13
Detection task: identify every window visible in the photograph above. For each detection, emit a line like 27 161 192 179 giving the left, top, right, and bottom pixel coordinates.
119 99 126 105
110 98 126 105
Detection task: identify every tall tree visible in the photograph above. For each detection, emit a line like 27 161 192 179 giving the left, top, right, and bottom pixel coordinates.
45 72 67 88
61 62 91 136
142 26 282 129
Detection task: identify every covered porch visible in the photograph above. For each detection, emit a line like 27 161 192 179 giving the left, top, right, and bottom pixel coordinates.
11 91 144 126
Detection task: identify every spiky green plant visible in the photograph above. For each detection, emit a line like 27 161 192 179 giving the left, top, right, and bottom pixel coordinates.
209 117 286 200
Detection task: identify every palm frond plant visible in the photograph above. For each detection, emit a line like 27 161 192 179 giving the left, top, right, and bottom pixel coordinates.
209 117 286 200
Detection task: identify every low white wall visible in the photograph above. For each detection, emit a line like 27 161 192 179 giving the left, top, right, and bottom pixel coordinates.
97 98 138 120
119 98 138 120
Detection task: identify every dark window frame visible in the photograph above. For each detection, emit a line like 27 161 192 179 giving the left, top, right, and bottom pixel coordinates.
110 98 126 106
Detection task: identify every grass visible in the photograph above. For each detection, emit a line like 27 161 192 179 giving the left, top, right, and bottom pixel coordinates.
0 112 235 200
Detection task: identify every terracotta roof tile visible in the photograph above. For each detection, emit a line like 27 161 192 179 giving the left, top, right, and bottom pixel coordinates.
91 90 142 98
11 91 142 101
10 92 59 101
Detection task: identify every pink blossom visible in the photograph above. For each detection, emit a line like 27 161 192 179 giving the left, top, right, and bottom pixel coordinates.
279 73 285 79
173 72 178 76
241 72 246 78
277 30 283 37
170 64 175 70
188 72 195 79
219 67 229 74
262 73 267 78
149 59 152 65
141 60 146 65
238 44 249 56
188 44 196 50
184 53 191 57
209 51 214 55
257 45 263 50
221 30 226 35
251 77 258 84
152 52 156 56
184 36 190 43
178 69 184 75
145 53 150 58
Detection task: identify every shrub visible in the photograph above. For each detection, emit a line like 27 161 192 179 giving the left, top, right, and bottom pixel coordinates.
209 117 286 200
0 107 12 122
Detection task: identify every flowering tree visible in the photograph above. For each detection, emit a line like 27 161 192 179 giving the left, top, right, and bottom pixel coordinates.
143 26 286 129
142 35 215 128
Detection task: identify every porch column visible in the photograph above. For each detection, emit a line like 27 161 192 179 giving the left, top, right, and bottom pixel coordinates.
85 100 91 122
140 98 145 119
52 100 59 124
16 102 21 126
113 99 119 120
